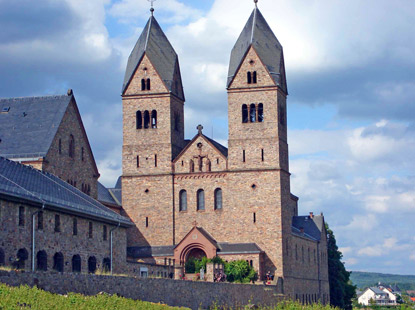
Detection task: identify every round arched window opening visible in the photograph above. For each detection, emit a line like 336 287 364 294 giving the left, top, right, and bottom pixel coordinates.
251 184 257 189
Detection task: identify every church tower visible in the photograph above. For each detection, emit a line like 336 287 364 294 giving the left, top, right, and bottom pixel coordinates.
226 4 294 277
227 5 288 173
121 10 185 246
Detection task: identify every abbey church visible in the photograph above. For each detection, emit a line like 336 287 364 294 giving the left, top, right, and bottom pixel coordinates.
0 2 329 305
121 4 329 301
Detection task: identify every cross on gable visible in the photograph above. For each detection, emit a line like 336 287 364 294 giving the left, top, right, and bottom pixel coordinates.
192 220 198 227
197 124 203 135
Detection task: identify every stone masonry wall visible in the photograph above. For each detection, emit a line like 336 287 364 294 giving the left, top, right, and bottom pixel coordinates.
45 99 99 199
0 270 284 310
0 198 127 274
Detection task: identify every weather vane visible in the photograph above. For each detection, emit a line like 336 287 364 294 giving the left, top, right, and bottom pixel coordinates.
148 0 156 15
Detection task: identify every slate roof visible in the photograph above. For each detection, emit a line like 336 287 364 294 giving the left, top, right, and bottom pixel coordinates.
127 245 174 258
98 182 122 207
227 7 287 94
0 95 71 159
0 156 131 227
204 135 228 157
122 15 185 100
292 215 324 241
217 243 263 254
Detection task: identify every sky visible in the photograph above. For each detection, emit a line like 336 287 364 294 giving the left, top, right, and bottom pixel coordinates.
0 0 414 276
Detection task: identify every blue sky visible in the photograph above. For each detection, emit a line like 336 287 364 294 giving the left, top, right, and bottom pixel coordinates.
0 0 414 276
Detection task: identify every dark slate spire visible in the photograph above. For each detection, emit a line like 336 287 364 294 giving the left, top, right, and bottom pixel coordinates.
227 7 287 94
122 15 185 100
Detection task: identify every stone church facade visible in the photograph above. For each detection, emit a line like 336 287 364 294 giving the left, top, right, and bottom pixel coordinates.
121 5 330 302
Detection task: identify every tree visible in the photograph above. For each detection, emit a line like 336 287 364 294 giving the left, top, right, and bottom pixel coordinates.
326 223 356 310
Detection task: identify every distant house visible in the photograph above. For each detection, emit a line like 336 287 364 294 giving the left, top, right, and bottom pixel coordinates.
0 90 99 199
358 287 394 306
410 297 415 303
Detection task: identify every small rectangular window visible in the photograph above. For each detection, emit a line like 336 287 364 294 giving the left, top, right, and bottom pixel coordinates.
37 211 43 230
253 212 256 223
89 222 93 238
103 225 107 241
137 155 140 168
154 154 157 167
243 150 246 162
81 147 84 161
145 217 149 228
261 149 264 162
58 139 62 154
54 214 61 232
73 218 78 235
18 206 25 226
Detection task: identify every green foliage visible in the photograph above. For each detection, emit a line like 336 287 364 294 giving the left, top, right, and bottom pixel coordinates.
326 223 356 310
0 283 188 310
350 271 415 291
185 256 196 273
224 260 257 283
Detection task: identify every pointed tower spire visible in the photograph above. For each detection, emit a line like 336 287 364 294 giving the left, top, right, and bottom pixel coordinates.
227 7 287 94
122 13 185 100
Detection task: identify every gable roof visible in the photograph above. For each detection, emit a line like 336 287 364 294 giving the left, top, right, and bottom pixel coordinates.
0 92 99 176
0 94 70 159
292 215 325 241
122 15 185 100
173 132 228 163
369 287 388 295
0 156 131 227
227 7 287 94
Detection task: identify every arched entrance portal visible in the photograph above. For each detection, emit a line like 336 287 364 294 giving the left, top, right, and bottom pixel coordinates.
186 248 206 261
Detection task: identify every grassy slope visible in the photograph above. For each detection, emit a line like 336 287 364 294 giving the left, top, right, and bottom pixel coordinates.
350 271 415 290
0 283 189 310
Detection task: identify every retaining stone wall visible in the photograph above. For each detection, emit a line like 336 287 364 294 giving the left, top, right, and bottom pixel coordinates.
0 270 284 310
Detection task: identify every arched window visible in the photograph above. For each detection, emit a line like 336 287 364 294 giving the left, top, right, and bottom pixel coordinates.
143 111 150 129
189 159 194 173
136 111 142 129
53 252 64 272
146 78 151 90
242 104 248 123
179 190 187 211
250 104 256 122
214 188 222 210
258 103 264 122
69 134 75 158
15 248 28 270
72 255 81 273
253 71 257 84
197 189 205 211
151 110 157 128
0 248 5 266
37 211 43 230
102 257 111 273
141 79 146 91
88 256 97 274
36 250 47 271
247 72 252 84
18 206 25 226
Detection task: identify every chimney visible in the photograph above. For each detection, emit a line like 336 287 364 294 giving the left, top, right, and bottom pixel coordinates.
309 212 314 218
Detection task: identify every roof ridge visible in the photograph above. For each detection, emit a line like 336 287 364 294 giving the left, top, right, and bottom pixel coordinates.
0 94 69 101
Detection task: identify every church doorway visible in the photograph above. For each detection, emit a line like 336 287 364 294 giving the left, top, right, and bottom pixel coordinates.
186 248 206 261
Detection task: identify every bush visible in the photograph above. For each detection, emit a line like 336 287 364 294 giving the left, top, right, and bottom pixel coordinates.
225 260 258 283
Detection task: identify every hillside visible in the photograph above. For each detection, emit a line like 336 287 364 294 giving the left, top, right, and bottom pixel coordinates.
350 271 415 291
